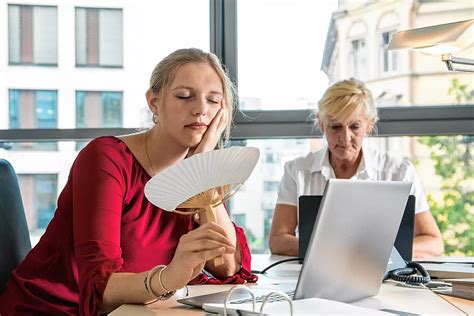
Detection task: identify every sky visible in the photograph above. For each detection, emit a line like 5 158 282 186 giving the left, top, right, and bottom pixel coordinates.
237 0 339 110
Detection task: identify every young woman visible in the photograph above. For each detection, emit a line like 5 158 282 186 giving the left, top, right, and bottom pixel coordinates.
0 48 256 315
269 78 443 259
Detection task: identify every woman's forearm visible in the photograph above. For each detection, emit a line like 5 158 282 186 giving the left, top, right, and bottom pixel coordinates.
413 234 444 258
101 271 161 313
269 234 299 257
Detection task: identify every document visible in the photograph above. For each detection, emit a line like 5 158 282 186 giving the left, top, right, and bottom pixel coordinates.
203 297 391 315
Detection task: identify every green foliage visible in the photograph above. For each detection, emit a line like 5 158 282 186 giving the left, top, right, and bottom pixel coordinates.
418 79 474 256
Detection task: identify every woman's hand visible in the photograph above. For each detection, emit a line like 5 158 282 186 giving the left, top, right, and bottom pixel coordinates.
160 222 235 291
191 106 227 155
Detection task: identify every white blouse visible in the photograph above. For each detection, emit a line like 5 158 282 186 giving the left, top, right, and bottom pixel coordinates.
277 143 430 215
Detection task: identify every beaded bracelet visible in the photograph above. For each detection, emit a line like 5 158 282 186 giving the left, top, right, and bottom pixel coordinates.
143 264 176 303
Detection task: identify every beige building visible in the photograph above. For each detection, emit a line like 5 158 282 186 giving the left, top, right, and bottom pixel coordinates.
321 0 473 195
322 0 473 106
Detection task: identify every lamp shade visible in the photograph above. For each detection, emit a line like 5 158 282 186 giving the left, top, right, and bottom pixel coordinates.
388 19 474 55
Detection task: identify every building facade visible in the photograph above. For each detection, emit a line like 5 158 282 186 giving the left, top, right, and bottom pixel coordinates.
321 0 473 195
0 0 209 242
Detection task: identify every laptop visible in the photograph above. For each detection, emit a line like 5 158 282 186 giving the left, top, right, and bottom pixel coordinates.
299 195 416 262
179 179 412 307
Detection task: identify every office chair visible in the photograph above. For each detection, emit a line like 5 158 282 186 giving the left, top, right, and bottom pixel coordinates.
0 159 31 292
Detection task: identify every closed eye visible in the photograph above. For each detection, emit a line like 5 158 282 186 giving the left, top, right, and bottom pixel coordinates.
176 95 191 100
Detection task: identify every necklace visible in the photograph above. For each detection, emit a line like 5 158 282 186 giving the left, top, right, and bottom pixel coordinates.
145 130 156 176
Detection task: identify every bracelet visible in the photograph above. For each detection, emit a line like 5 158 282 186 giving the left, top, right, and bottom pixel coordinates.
158 265 173 292
144 265 176 303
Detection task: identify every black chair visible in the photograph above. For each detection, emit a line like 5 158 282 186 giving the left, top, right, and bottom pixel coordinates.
0 159 31 292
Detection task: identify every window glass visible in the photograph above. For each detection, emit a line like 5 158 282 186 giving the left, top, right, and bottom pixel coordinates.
35 174 57 229
76 91 122 149
8 5 57 65
349 38 367 79
229 138 320 253
237 0 337 110
102 92 123 127
76 91 123 128
380 30 398 74
76 8 123 67
17 174 58 243
8 90 57 150
228 136 473 256
36 91 57 128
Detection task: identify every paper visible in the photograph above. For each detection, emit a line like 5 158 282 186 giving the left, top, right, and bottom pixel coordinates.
203 297 391 315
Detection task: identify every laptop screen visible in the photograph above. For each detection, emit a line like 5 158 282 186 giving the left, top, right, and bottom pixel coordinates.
298 195 415 261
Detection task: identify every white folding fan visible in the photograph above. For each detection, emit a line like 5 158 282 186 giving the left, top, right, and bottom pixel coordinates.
144 146 260 266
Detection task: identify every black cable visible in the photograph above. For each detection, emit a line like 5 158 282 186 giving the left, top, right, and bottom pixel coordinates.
252 258 302 274
390 262 431 285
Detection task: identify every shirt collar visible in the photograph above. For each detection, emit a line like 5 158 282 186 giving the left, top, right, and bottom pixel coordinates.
310 141 376 180
310 145 333 179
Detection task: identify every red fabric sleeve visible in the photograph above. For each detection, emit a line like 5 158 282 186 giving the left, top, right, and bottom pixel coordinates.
189 223 258 285
72 139 125 316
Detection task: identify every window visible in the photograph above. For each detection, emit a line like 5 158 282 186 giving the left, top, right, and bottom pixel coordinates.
264 152 279 163
76 91 123 128
9 90 57 150
263 181 280 192
76 91 122 150
8 5 57 65
237 0 337 110
18 174 57 232
380 30 398 74
75 8 123 67
232 213 246 228
263 208 273 252
1 0 473 256
228 138 323 253
349 38 367 79
227 135 473 254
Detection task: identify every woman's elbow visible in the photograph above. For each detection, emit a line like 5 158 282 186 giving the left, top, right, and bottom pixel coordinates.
433 235 444 256
268 234 279 254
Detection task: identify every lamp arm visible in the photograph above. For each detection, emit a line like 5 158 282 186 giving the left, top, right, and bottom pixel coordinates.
442 54 474 72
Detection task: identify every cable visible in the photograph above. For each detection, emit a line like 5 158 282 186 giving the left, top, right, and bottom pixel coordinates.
390 262 431 285
252 258 302 274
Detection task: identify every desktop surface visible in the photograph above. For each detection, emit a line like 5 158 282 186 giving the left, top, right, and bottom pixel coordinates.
110 254 473 316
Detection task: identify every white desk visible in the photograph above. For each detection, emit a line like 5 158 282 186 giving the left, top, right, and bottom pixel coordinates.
111 255 473 315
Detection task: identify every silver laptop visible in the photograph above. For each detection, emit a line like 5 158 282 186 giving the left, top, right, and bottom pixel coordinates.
179 179 412 307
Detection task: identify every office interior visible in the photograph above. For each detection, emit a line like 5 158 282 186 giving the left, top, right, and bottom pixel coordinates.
0 0 473 315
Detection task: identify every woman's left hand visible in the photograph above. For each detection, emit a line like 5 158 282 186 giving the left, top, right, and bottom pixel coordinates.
191 106 227 155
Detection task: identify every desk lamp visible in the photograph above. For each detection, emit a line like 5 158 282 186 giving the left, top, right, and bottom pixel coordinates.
388 19 474 72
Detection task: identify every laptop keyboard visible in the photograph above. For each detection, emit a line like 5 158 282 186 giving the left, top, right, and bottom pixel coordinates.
230 289 295 304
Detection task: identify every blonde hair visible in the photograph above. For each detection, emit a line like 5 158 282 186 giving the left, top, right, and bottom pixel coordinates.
316 78 378 132
149 48 236 145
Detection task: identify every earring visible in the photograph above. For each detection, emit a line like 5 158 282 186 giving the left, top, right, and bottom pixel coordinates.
152 113 158 124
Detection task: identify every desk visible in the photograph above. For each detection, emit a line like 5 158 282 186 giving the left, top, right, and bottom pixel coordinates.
111 255 473 315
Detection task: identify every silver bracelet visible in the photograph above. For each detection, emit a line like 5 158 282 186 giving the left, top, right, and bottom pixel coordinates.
144 265 176 302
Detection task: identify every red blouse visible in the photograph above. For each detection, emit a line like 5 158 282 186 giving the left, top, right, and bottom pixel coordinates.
0 136 257 316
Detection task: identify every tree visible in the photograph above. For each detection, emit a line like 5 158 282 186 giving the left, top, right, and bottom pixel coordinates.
418 79 473 256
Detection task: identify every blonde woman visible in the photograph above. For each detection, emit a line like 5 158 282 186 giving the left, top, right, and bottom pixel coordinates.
269 78 443 259
0 48 257 315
